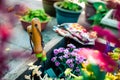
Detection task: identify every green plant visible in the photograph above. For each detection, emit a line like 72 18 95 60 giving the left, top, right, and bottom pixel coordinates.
58 0 83 11
88 2 109 25
22 9 50 22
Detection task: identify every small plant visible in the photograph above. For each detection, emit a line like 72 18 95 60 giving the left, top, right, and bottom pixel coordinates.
58 0 83 11
22 9 50 22
88 2 109 25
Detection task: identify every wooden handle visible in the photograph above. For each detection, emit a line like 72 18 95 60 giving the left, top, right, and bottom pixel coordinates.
31 18 43 53
27 18 47 61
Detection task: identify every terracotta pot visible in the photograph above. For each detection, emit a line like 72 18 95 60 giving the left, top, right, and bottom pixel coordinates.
21 20 48 31
42 0 63 17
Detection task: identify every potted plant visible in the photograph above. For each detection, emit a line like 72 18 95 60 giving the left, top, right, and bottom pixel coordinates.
42 0 63 17
54 0 84 24
20 9 51 31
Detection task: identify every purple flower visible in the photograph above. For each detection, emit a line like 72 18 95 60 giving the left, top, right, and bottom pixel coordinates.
69 63 74 68
51 57 57 62
66 59 73 64
64 49 69 54
73 49 79 53
55 61 60 66
63 54 69 58
70 52 76 56
67 43 76 49
75 56 85 64
58 47 65 53
54 49 59 55
75 67 80 72
59 56 63 60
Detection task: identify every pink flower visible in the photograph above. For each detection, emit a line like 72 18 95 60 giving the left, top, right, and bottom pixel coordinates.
118 22 120 37
77 48 117 72
51 57 57 62
58 47 65 53
54 49 59 55
67 43 76 49
93 25 120 47
0 24 11 41
55 61 60 66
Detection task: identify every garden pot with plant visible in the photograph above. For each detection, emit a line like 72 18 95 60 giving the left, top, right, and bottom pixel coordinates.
54 0 83 24
20 9 51 31
42 0 63 17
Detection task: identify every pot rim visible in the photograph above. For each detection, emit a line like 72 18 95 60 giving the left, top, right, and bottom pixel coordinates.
54 2 82 14
20 19 49 24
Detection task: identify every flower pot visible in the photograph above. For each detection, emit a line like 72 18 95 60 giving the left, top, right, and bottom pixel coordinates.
21 20 48 31
54 2 82 24
42 0 63 17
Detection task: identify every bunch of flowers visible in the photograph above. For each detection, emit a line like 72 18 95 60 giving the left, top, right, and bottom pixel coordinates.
51 43 86 77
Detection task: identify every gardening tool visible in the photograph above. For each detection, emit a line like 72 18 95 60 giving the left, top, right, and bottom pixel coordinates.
27 18 47 61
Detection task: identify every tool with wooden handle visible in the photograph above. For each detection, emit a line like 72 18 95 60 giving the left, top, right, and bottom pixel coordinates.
27 18 47 61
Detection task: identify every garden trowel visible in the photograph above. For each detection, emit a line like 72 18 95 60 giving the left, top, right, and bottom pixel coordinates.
27 18 47 61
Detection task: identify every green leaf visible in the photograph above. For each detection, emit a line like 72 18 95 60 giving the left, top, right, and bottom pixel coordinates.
22 9 50 22
93 2 108 13
80 70 89 80
86 64 106 80
88 13 102 21
59 1 81 11
79 0 87 3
